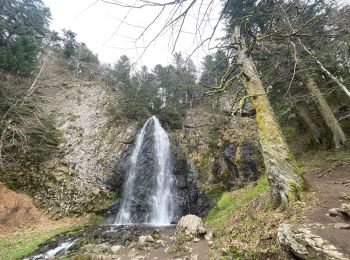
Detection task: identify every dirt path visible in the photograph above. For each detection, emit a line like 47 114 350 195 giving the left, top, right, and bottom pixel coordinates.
303 163 350 256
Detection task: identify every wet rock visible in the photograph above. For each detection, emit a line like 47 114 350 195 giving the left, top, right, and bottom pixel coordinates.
278 224 348 260
176 215 207 236
239 140 258 182
172 158 211 220
223 144 239 190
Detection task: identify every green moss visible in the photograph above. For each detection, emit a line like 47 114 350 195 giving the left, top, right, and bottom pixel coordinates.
0 225 84 260
205 176 269 229
206 184 226 201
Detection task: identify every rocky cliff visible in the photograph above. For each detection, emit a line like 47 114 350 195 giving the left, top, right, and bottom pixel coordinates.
0 54 137 218
0 54 264 220
172 108 263 201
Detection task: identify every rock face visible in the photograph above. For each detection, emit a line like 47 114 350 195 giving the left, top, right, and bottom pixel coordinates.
172 141 211 220
32 81 137 218
278 224 349 260
0 56 138 218
172 108 262 201
108 125 211 223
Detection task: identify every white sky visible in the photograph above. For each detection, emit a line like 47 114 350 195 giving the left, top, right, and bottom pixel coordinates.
43 0 225 70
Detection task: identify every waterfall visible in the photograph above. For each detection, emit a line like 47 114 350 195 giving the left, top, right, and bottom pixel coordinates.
115 116 175 225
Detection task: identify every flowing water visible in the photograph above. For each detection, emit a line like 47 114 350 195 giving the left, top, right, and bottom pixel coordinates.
115 116 175 225
26 239 76 260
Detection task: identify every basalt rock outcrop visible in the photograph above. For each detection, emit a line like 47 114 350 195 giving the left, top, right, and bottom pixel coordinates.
173 108 262 200
107 121 211 223
171 141 211 220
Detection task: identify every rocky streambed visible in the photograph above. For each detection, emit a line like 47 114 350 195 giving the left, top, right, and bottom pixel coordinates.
25 215 213 260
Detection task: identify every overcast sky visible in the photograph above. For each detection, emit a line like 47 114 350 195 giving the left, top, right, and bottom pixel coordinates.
42 0 224 70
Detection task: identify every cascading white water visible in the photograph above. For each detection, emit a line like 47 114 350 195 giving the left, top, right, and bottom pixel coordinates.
115 117 152 224
150 116 174 225
115 116 175 225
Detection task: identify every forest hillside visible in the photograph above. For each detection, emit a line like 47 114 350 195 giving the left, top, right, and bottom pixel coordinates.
0 0 350 259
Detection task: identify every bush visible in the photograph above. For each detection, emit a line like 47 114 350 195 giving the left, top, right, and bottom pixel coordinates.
158 106 185 129
26 114 61 163
0 37 40 75
122 101 151 121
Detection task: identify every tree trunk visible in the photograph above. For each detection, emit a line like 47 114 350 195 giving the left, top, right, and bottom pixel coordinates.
294 101 323 144
298 40 350 99
232 25 302 207
304 75 346 148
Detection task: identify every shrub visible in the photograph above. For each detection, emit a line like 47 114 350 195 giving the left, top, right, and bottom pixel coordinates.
0 37 40 75
122 101 151 121
158 106 185 129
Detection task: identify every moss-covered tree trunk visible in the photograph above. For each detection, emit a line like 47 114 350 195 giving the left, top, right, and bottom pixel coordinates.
294 101 323 144
304 75 346 148
232 26 302 207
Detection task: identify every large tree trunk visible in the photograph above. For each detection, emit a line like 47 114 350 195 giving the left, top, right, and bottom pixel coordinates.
294 101 323 144
298 40 350 99
304 75 346 148
232 26 302 207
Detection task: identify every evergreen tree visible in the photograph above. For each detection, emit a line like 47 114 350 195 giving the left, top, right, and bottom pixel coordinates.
0 0 51 74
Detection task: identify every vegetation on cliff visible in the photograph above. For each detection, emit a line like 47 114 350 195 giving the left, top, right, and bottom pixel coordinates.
0 0 349 258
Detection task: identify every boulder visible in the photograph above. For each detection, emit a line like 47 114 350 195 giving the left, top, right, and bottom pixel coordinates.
278 224 348 260
176 215 207 236
138 235 154 247
138 236 148 247
111 245 123 254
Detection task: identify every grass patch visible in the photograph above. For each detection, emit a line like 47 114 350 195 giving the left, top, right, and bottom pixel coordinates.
204 176 297 258
0 225 83 260
205 176 270 229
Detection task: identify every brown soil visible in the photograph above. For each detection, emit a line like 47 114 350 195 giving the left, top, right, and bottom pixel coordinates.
0 182 89 236
0 182 47 235
303 163 350 256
